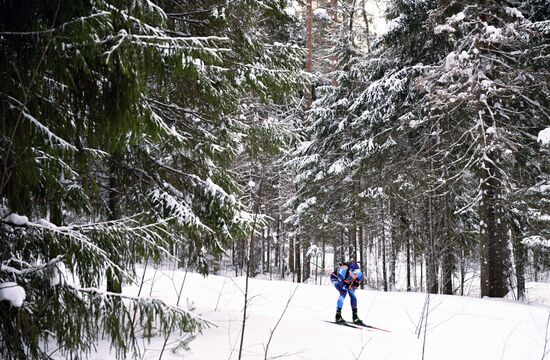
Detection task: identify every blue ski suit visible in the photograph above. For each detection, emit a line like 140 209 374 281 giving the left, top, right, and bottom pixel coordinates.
330 266 363 310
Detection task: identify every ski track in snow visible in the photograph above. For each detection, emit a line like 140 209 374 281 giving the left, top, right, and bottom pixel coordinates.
83 267 550 360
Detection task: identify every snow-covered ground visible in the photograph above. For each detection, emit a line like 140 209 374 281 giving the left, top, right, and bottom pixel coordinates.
88 267 550 360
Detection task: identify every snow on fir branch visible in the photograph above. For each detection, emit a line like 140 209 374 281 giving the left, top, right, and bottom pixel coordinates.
74 285 212 329
2 213 177 277
8 97 77 152
150 186 210 231
523 236 550 249
1 255 64 278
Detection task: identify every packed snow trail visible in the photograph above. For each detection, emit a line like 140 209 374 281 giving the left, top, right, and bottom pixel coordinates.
86 267 550 360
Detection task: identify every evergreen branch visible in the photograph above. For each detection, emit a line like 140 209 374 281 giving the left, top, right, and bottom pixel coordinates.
75 286 211 325
1 255 64 278
7 96 77 151
0 11 110 36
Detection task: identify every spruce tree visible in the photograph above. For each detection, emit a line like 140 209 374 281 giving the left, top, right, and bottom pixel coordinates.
0 0 303 358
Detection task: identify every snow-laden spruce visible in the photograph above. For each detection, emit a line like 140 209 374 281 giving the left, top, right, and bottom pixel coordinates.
0 0 303 359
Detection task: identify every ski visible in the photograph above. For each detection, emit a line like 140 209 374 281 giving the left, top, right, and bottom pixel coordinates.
348 322 391 332
323 320 360 329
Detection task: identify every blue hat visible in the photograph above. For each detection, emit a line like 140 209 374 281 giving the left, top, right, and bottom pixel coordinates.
349 262 359 271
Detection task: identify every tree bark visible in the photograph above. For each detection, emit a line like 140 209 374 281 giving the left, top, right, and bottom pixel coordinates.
441 201 453 295
511 232 526 300
425 195 438 294
289 235 295 274
359 224 364 289
295 235 302 283
389 198 397 291
381 198 388 292
479 132 509 297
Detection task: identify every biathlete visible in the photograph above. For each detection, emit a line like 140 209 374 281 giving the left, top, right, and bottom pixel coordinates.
330 261 364 324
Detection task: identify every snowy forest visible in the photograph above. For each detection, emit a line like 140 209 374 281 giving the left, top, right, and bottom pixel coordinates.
1 0 550 359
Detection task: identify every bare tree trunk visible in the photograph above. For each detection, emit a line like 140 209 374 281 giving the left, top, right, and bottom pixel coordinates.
322 241 326 272
460 249 466 296
333 230 339 266
512 231 526 300
280 229 286 280
238 173 263 360
260 226 269 274
406 227 411 292
240 235 246 276
426 195 438 294
381 198 388 292
349 224 356 260
289 235 295 275
442 250 453 295
302 243 310 282
441 201 453 295
420 254 424 292
295 235 302 283
389 198 397 291
267 225 271 276
479 128 509 298
359 224 364 289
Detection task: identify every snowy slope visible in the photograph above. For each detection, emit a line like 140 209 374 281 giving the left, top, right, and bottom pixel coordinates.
90 267 550 360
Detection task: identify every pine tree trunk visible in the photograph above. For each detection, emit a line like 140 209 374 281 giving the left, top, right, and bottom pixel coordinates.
441 201 453 295
359 224 364 289
280 230 286 280
340 228 345 262
442 250 453 295
426 195 438 294
303 245 310 282
512 232 526 300
289 235 295 274
333 231 339 266
267 225 271 277
389 198 397 291
240 237 246 276
381 198 388 292
322 241 326 273
295 235 301 283
460 249 466 296
406 228 411 292
479 148 509 297
349 224 356 260
260 226 269 274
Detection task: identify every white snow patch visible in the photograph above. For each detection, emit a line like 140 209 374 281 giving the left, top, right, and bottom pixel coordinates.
4 213 29 226
296 197 316 214
0 282 26 307
434 24 455 34
313 8 330 21
505 7 524 19
458 51 470 61
449 12 465 24
538 128 550 145
381 13 407 36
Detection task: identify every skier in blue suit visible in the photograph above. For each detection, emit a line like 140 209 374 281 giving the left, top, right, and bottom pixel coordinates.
330 261 363 324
